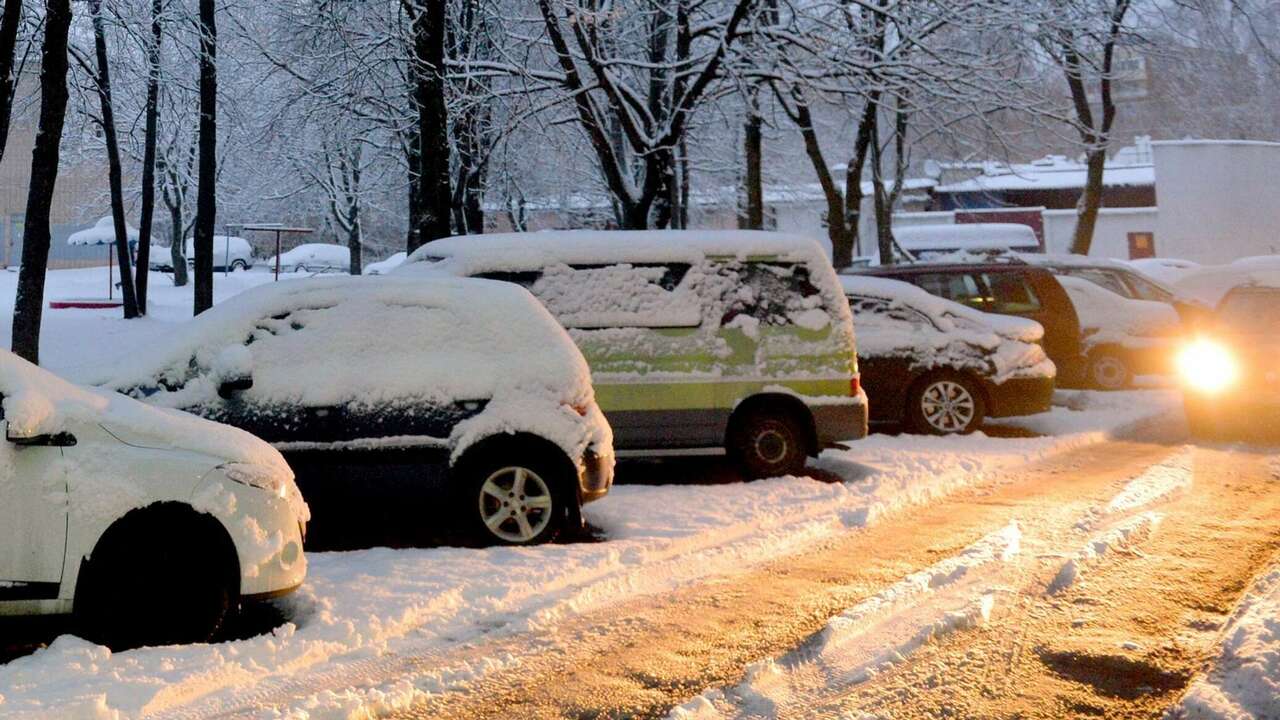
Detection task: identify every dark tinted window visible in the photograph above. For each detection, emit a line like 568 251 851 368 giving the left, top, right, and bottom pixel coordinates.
913 273 993 310
982 272 1042 313
474 270 542 288
1218 290 1280 334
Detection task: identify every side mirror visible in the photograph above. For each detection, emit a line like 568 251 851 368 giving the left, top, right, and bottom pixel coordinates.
6 426 77 447
217 376 253 399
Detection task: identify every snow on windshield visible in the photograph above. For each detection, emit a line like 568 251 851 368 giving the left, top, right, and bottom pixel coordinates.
1057 275 1180 348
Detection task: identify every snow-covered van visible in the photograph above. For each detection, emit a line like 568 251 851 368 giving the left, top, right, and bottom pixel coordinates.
842 275 1055 434
103 276 613 547
185 235 255 272
0 350 308 649
397 230 868 479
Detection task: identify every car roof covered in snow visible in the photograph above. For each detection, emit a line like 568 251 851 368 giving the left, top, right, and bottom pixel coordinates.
400 230 829 276
840 274 1043 343
1 350 289 472
271 243 349 261
98 276 593 412
67 216 143 246
1173 265 1280 306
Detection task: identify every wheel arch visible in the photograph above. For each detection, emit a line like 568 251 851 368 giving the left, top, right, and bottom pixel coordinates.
452 432 581 510
727 393 818 457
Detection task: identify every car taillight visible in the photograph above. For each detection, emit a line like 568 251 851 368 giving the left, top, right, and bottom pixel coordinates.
850 376 861 396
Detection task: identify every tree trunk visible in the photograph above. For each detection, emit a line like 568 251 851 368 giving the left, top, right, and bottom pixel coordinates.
193 0 217 314
89 0 140 319
405 0 451 251
1072 148 1107 255
135 0 163 314
0 0 23 165
743 92 764 230
347 211 361 275
405 131 421 249
11 0 72 364
843 100 877 262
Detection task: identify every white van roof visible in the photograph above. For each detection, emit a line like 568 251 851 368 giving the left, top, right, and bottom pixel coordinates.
893 224 1041 253
402 230 827 275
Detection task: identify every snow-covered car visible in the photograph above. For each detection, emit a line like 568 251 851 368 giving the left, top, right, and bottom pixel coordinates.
842 276 1055 435
185 235 255 272
1020 253 1178 304
0 350 308 650
363 251 407 275
397 230 867 480
1177 280 1280 440
1056 275 1183 390
1124 257 1201 284
102 276 613 548
146 243 175 272
268 243 351 274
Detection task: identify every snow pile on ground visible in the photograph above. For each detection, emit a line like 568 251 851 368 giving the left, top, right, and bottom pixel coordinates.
668 523 1021 720
1049 512 1162 595
0 390 1178 719
1172 567 1280 719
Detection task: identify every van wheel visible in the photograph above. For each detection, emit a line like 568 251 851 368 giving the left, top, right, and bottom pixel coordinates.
908 373 985 435
230 259 248 271
456 443 570 546
74 510 235 650
728 408 808 479
1087 350 1131 390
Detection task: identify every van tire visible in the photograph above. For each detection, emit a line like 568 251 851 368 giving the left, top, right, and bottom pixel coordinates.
74 506 236 650
454 438 573 546
727 408 808 479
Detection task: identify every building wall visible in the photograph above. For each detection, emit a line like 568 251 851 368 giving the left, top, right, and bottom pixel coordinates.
1152 140 1280 263
1042 207 1160 258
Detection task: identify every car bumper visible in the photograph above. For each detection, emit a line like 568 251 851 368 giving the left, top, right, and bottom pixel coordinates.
578 447 614 504
985 376 1055 418
811 389 870 448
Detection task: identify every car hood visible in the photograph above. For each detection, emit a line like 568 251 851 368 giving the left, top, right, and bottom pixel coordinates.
0 351 290 474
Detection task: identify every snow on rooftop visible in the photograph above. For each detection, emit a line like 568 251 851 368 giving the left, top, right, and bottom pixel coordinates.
893 223 1041 252
67 216 142 246
935 155 1154 194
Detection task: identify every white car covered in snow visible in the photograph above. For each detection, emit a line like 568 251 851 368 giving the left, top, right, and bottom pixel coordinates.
0 351 308 649
185 235 256 272
103 276 613 548
268 243 351 274
363 251 407 275
1056 275 1183 389
842 275 1055 434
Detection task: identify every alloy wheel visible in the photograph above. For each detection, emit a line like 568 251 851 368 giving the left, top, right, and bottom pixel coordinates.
477 466 555 543
920 380 977 434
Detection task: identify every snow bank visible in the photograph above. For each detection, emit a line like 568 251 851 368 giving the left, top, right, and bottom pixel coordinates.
1058 275 1181 350
0 350 288 473
1172 567 1280 719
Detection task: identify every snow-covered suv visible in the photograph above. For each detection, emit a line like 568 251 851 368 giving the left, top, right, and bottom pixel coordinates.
0 351 308 649
103 276 614 548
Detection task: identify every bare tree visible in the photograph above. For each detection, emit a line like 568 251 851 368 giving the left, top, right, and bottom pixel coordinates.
0 0 23 165
403 0 452 249
135 0 165 313
194 0 218 314
12 0 73 364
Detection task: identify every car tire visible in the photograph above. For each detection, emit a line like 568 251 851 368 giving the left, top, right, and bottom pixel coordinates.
1087 350 1132 391
907 372 986 436
455 441 572 546
74 509 235 650
727 407 809 479
231 259 248 271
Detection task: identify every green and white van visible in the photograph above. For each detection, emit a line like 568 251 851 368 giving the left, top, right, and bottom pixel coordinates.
396 230 868 478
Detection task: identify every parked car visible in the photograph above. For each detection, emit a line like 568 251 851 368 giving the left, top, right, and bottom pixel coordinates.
397 230 868 479
147 243 174 272
102 276 613 548
847 260 1085 386
0 350 308 649
1019 254 1179 304
1056 275 1182 389
841 275 1054 434
364 251 407 275
185 235 255 272
1177 279 1280 440
268 243 351 274
1125 257 1201 285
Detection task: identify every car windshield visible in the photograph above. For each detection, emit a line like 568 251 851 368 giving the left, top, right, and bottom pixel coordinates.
1121 272 1174 302
1217 289 1280 334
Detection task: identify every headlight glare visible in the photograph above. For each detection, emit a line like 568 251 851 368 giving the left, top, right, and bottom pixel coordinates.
1176 339 1239 394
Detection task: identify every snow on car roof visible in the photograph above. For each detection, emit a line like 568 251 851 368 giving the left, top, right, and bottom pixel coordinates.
935 157 1154 193
1173 265 1280 305
401 230 829 275
99 276 593 412
840 274 1043 343
893 224 1040 252
1 350 289 472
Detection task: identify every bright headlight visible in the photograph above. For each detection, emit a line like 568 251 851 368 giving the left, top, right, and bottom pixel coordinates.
222 463 289 499
1176 339 1239 394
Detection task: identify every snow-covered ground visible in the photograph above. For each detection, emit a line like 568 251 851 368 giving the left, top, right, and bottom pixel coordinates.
0 268 1184 719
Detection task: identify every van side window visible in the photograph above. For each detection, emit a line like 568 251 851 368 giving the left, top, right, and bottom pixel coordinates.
721 262 827 327
530 263 701 329
982 273 1042 313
